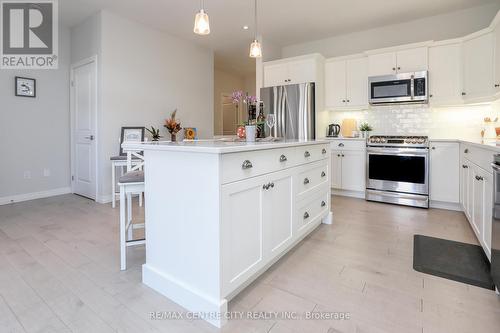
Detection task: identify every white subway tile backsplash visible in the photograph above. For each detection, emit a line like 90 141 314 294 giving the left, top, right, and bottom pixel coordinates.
327 104 496 140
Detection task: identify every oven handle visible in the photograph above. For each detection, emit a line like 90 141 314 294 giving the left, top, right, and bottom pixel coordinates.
367 147 429 156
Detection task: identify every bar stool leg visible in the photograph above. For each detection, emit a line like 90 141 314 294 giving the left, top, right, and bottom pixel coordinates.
127 192 133 240
120 186 126 270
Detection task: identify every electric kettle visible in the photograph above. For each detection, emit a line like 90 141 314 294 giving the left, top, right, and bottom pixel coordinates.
327 124 341 137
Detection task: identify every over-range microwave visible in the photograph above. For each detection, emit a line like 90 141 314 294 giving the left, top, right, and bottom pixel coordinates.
369 71 428 105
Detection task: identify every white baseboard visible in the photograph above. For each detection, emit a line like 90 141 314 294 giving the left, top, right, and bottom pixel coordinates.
430 200 462 211
97 194 113 204
332 189 365 199
0 187 72 205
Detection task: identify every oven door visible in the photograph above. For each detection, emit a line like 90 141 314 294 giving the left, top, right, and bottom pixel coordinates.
367 147 429 195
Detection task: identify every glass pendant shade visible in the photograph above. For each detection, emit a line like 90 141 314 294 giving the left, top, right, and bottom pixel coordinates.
249 39 262 58
193 9 210 35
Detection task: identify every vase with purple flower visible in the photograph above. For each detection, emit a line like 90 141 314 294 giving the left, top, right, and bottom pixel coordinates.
232 90 258 142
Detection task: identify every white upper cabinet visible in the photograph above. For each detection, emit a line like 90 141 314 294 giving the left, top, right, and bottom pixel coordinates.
325 60 347 108
428 42 463 105
368 52 397 76
462 31 495 102
263 55 322 87
368 47 428 76
325 56 367 109
494 24 500 96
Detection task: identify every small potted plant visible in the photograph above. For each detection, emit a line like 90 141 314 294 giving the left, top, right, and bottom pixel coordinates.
164 109 182 142
146 126 162 141
359 122 373 139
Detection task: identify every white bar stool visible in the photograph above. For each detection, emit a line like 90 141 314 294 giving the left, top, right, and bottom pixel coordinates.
118 150 145 270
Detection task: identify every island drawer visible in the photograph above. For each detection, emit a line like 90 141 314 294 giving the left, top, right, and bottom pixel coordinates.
296 160 329 198
296 190 330 233
296 144 330 164
461 143 495 173
221 147 299 184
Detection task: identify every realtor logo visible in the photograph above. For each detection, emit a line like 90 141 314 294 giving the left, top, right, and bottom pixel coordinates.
1 0 58 69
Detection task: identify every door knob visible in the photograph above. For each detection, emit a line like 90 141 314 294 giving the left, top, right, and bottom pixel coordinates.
304 151 311 157
85 135 95 140
279 154 287 162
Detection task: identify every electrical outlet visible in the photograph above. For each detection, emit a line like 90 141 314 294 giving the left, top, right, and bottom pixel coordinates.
43 168 50 177
23 171 31 179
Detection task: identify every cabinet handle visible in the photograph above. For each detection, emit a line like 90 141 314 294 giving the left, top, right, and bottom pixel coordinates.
346 99 350 102
462 92 466 96
429 94 433 98
341 154 345 157
242 160 253 169
342 99 346 103
321 171 326 177
303 212 310 219
392 67 396 71
462 164 468 169
263 183 269 190
322 148 327 154
431 147 435 150
270 182 274 188
321 201 326 207
338 143 344 147
304 151 311 157
337 154 341 157
464 149 468 154
476 175 484 181
397 67 401 70
495 84 499 88
304 178 310 185
279 154 287 162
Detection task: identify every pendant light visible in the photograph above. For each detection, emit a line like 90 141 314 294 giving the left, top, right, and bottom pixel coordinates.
249 0 262 58
194 0 210 35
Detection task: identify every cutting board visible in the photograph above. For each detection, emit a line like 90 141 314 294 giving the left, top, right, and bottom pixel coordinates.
341 119 357 137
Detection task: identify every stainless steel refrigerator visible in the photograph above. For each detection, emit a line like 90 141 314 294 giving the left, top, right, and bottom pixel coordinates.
260 82 315 140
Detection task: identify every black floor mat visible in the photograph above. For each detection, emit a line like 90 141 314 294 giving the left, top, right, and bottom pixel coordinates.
413 235 494 290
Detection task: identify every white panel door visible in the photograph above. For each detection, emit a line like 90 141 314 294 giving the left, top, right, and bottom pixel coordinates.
324 60 346 108
396 47 428 73
72 60 97 200
429 142 460 203
263 63 288 87
463 32 495 100
495 25 500 95
331 151 342 189
346 57 368 108
221 178 264 291
429 43 463 105
288 58 316 84
263 174 293 258
368 52 397 76
341 150 366 192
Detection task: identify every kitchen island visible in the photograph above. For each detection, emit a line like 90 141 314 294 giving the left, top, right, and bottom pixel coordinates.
122 140 332 327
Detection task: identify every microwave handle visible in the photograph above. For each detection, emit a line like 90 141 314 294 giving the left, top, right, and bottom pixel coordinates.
410 75 415 100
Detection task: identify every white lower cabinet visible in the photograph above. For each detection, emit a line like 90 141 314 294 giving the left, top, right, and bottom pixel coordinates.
331 150 366 192
221 145 330 296
429 142 460 204
460 144 494 259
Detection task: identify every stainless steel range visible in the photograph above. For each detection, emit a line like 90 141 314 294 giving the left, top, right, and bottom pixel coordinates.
366 135 429 208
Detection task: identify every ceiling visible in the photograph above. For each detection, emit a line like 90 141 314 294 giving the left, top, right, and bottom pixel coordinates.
60 0 498 76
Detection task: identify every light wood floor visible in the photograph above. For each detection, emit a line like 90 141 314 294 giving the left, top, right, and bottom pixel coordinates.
0 194 499 333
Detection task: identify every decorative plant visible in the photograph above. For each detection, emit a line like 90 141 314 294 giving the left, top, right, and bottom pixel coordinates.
164 109 182 134
146 126 162 141
232 90 258 125
359 122 373 132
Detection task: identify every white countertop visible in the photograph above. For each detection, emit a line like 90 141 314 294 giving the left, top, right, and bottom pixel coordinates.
321 137 367 141
430 138 500 152
122 139 329 154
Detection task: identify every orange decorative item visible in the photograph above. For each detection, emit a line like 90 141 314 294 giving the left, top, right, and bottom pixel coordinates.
164 109 182 142
184 127 197 140
236 125 246 139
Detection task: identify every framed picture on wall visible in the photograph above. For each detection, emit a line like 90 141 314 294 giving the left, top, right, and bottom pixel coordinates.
15 77 36 97
120 127 145 156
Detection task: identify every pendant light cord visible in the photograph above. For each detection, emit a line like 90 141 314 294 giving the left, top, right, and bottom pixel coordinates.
254 0 258 39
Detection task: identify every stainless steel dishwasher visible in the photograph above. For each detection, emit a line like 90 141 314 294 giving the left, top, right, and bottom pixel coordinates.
491 160 500 292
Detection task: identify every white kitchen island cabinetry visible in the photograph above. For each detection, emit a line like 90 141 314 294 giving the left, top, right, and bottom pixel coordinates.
122 140 331 328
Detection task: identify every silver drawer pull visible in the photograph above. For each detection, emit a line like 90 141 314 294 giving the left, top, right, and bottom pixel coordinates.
321 201 326 207
338 143 344 147
263 183 269 190
462 165 468 169
464 149 469 153
279 154 287 162
304 151 311 157
303 178 310 185
303 212 309 219
242 160 253 169
321 171 326 178
270 182 274 188
475 175 484 181
322 148 327 154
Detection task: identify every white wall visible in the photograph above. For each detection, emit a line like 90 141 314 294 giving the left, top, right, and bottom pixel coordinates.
0 26 71 202
282 3 500 59
98 11 214 201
